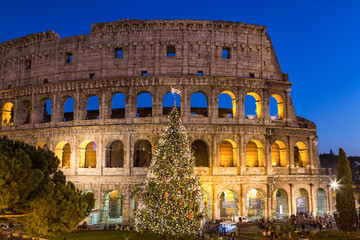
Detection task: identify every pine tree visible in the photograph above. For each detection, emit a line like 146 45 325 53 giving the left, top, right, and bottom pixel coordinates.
0 138 94 236
335 148 357 233
135 106 205 239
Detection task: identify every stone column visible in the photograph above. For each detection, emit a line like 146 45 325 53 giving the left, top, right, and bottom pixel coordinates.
238 90 245 120
73 136 79 175
98 135 103 175
180 88 185 117
266 185 270 219
125 133 132 175
125 185 131 222
74 88 80 123
211 184 215 220
30 92 36 124
213 184 219 219
308 137 314 173
289 184 293 214
268 183 273 218
99 90 106 123
240 134 246 173
126 87 133 124
241 186 246 217
264 137 270 174
263 93 270 121
288 137 294 171
285 89 291 121
209 89 215 121
13 99 21 126
51 94 58 126
212 134 218 167
309 183 314 215
182 42 189 75
327 184 333 214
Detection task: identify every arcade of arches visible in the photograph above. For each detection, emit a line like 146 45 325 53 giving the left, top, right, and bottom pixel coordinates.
0 90 287 126
79 186 331 224
49 139 311 169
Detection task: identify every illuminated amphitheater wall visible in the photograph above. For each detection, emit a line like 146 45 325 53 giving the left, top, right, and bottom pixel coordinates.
0 19 333 224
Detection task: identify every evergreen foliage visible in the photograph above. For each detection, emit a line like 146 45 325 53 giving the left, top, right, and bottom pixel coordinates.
0 139 58 214
0 137 94 236
335 148 357 232
135 106 205 239
25 171 95 236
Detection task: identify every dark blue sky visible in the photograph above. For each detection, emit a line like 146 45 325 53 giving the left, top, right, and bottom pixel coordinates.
1 0 360 156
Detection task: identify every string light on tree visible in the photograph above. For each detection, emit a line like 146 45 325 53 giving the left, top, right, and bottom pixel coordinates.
135 97 205 239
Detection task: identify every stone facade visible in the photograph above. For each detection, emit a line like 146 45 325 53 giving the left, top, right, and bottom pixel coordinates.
0 19 333 224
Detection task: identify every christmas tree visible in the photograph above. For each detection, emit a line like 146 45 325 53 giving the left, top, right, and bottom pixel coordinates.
135 105 205 239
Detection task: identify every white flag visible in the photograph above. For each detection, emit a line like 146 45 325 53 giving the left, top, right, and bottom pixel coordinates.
171 87 182 96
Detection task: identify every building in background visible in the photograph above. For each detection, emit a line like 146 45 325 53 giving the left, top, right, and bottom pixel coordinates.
0 19 334 224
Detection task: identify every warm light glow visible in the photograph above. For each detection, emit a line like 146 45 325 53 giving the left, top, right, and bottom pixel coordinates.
294 142 307 167
246 140 263 167
247 189 259 199
220 139 236 167
271 141 287 167
270 94 284 120
330 179 339 190
2 102 14 126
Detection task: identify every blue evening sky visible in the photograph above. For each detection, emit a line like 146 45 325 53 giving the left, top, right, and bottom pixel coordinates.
1 0 359 156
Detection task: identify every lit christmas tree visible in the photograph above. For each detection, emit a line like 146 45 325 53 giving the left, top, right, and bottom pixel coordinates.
135 104 205 239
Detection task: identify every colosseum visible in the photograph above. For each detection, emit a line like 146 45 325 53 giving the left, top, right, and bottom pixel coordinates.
0 19 334 224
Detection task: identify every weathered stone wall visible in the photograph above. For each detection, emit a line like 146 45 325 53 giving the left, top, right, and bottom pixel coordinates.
0 19 286 91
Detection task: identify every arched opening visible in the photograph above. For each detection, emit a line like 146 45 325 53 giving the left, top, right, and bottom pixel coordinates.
269 94 284 120
2 102 14 126
220 190 238 218
132 191 140 219
106 140 124 168
85 142 97 168
246 189 265 219
190 92 208 117
111 93 125 119
64 97 74 121
294 142 307 167
86 96 99 120
246 140 264 167
79 141 97 168
134 140 152 167
219 140 236 167
137 92 152 117
41 99 52 123
316 188 327 216
191 140 209 167
163 92 181 116
81 190 98 225
218 91 236 118
203 190 210 220
271 141 287 167
272 189 289 219
295 188 309 214
20 100 31 124
55 142 71 168
245 92 261 119
103 190 122 223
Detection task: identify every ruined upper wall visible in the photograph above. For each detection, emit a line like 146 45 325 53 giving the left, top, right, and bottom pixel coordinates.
0 19 286 90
